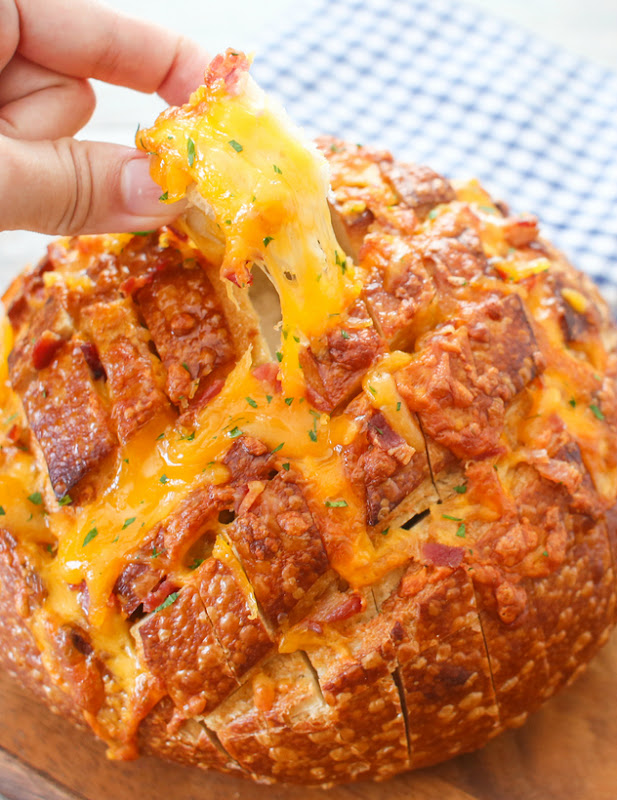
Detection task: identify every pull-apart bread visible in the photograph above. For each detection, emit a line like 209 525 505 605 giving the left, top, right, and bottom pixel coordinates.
1 50 617 786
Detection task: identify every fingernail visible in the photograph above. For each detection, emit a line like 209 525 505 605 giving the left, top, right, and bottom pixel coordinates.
121 155 183 217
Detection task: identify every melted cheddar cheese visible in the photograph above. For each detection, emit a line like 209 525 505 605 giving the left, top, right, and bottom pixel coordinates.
138 50 361 397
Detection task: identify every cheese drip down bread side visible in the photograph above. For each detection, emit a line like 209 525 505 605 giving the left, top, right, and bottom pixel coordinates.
1 49 617 786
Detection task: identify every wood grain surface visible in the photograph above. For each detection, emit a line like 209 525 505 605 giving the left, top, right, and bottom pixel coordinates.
0 632 615 800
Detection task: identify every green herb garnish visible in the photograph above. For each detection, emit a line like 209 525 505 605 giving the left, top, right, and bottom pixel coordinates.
154 592 179 613
28 492 43 506
187 136 196 166
246 397 258 408
228 139 243 152
325 499 348 508
83 527 98 547
453 485 467 494
590 403 604 420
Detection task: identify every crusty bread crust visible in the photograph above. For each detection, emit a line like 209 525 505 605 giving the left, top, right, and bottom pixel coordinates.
1 139 617 786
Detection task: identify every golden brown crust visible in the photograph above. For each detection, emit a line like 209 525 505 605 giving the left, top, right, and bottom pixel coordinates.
2 134 617 788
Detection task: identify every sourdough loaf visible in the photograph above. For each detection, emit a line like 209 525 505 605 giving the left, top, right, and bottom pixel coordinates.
0 51 616 786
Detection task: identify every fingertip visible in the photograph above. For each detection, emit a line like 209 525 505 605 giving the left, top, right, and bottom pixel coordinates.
157 38 210 106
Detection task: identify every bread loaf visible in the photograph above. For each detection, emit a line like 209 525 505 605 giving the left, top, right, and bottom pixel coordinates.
1 50 616 786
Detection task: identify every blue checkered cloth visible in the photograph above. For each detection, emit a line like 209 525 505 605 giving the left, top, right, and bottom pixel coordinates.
253 0 617 310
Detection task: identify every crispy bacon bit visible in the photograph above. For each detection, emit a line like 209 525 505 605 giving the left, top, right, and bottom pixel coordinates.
80 342 106 380
142 579 179 613
205 49 251 95
32 330 64 370
422 542 465 569
252 362 281 393
503 215 539 248
321 591 366 625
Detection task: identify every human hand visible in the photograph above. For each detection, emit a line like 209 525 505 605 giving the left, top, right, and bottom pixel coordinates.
0 0 209 235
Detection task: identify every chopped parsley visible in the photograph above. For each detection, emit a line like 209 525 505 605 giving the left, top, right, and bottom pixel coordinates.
187 136 196 167
122 517 136 530
271 442 284 454
453 485 467 494
542 550 549 557
442 514 463 522
266 394 273 404
154 592 179 613
0 506 5 516
341 330 350 340
159 474 168 484
156 432 166 441
276 351 283 362
308 429 318 442
273 164 282 174
334 249 347 274
131 230 155 237
245 396 258 408
228 139 243 152
181 362 191 373
28 492 43 506
368 385 377 396
381 527 390 536
82 527 98 547
58 495 73 506
159 191 169 201
189 558 204 570
396 401 402 411
263 236 273 247
325 499 348 508
284 397 294 406
228 426 244 439
152 544 163 558
282 462 291 471
590 403 605 420
455 523 466 538
179 430 196 442
428 208 440 220
569 397 577 408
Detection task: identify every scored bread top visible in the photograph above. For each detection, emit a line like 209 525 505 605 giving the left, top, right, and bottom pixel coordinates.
1 49 617 784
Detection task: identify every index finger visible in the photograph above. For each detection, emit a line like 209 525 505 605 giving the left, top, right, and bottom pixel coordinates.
13 0 209 104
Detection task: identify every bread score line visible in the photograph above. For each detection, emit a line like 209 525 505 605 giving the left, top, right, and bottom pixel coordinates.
0 48 616 783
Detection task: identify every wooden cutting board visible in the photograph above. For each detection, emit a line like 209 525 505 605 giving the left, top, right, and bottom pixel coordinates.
1 633 615 800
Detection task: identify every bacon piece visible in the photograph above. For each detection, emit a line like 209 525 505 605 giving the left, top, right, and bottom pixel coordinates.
422 542 465 569
342 396 433 527
205 49 251 95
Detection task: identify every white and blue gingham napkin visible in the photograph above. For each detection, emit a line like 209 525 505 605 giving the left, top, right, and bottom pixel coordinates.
253 0 617 309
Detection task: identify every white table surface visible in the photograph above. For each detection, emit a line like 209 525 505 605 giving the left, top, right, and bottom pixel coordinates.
1 0 616 292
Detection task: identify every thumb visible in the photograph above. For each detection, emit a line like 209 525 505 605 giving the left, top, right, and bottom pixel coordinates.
0 136 184 235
